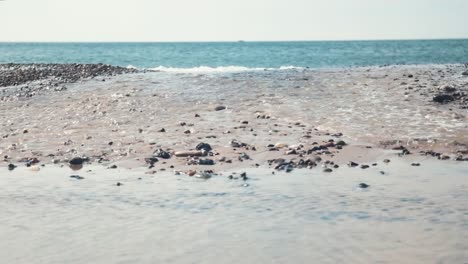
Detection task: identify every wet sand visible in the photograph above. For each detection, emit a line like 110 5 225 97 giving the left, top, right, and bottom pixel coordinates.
0 64 467 263
1 160 467 264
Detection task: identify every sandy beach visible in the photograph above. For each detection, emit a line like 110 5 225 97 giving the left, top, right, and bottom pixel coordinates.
0 64 467 263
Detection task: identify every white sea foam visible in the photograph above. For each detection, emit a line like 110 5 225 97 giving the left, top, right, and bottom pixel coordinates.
147 65 305 73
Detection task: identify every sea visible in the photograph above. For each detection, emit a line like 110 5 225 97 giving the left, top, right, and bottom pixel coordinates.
0 39 467 70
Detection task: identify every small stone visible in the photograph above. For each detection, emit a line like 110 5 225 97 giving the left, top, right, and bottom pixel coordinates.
348 161 359 167
144 157 159 165
69 157 84 166
358 183 370 188
196 143 212 152
109 165 118 169
323 168 333 173
7 163 16 171
69 157 84 170
196 171 213 179
335 140 347 146
154 148 171 159
116 182 123 186
433 94 454 103
70 175 84 180
23 129 28 134
214 106 226 111
274 143 288 148
239 153 250 160
361 165 370 169
230 139 246 148
383 159 391 163
286 149 297 155
188 170 197 176
175 151 205 157
240 172 248 181
198 159 215 165
158 128 166 132
411 163 420 166
195 114 200 117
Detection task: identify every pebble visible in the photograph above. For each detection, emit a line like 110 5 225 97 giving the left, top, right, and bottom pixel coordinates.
323 168 333 173
241 172 248 181
175 151 205 157
239 153 250 160
154 148 171 159
335 140 347 146
214 106 226 111
348 161 359 167
433 94 455 103
196 143 212 152
198 159 215 165
70 175 84 180
69 157 84 170
7 163 16 171
274 143 288 148
358 183 370 189
196 171 213 179
411 163 421 166
69 157 84 165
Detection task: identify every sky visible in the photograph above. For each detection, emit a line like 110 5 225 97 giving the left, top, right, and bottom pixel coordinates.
0 0 467 42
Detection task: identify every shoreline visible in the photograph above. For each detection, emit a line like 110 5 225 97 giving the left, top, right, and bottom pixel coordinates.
1 63 467 174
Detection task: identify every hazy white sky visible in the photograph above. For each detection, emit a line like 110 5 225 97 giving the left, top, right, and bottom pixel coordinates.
1 0 467 41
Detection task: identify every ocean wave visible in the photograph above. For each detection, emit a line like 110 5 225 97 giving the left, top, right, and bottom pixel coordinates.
143 65 306 73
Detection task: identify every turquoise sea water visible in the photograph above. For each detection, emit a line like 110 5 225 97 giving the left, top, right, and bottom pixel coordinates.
0 39 467 69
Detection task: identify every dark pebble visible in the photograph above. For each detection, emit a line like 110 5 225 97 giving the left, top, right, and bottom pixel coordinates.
358 183 370 188
7 163 16 171
196 143 212 152
198 159 215 165
69 157 84 165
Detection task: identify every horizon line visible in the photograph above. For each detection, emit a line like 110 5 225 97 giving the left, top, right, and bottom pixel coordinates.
1 37 468 43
